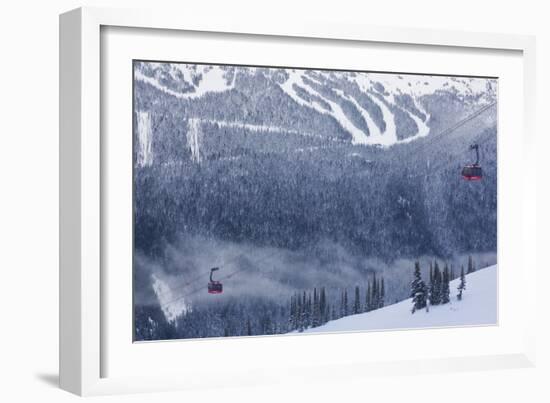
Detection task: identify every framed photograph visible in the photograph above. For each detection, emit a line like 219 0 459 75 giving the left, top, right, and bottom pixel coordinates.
60 7 537 396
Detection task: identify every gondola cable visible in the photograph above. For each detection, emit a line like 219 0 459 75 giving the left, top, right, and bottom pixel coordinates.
161 247 284 306
159 242 268 292
376 102 496 180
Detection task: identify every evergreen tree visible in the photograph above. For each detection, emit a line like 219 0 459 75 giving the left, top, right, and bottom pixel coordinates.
340 289 345 317
312 287 320 327
264 316 273 335
411 261 427 313
365 282 371 312
379 277 385 308
430 261 442 305
467 255 475 274
343 288 349 316
246 317 252 336
441 264 450 304
457 266 466 300
353 286 361 314
319 287 327 324
289 294 298 330
280 305 286 330
297 293 304 332
372 274 378 310
304 291 310 328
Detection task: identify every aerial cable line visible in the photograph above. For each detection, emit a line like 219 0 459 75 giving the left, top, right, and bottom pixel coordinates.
161 247 284 307
412 135 490 180
406 101 496 156
370 101 496 179
161 242 268 292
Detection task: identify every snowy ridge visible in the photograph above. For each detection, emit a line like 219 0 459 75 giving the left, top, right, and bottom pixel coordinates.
354 72 496 102
303 265 497 334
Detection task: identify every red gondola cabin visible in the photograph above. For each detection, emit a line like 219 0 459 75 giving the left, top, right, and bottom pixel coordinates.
461 165 482 180
462 144 482 181
208 267 223 294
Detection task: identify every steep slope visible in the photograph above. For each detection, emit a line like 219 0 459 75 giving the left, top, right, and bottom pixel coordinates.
303 265 497 333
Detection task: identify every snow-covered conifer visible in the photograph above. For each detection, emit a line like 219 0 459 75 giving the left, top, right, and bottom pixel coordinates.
441 264 450 304
467 255 475 274
430 261 442 305
457 266 466 301
411 261 427 313
353 286 361 314
379 278 385 309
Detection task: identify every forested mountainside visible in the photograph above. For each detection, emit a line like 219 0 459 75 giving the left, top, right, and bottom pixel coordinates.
133 63 497 261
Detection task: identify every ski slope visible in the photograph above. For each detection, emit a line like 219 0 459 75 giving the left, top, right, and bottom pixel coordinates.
303 265 497 334
135 62 497 148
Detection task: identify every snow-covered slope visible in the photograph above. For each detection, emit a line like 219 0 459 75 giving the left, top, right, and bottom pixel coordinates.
303 265 497 334
151 273 189 322
134 62 497 148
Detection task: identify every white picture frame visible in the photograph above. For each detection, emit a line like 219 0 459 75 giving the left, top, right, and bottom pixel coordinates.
59 6 537 396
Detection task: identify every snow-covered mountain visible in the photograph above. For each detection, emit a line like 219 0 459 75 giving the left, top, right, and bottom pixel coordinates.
303 265 497 334
133 62 498 341
134 62 497 157
133 60 498 269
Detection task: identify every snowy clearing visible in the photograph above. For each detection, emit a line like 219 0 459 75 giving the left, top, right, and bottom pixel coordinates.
151 273 189 322
136 111 153 167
